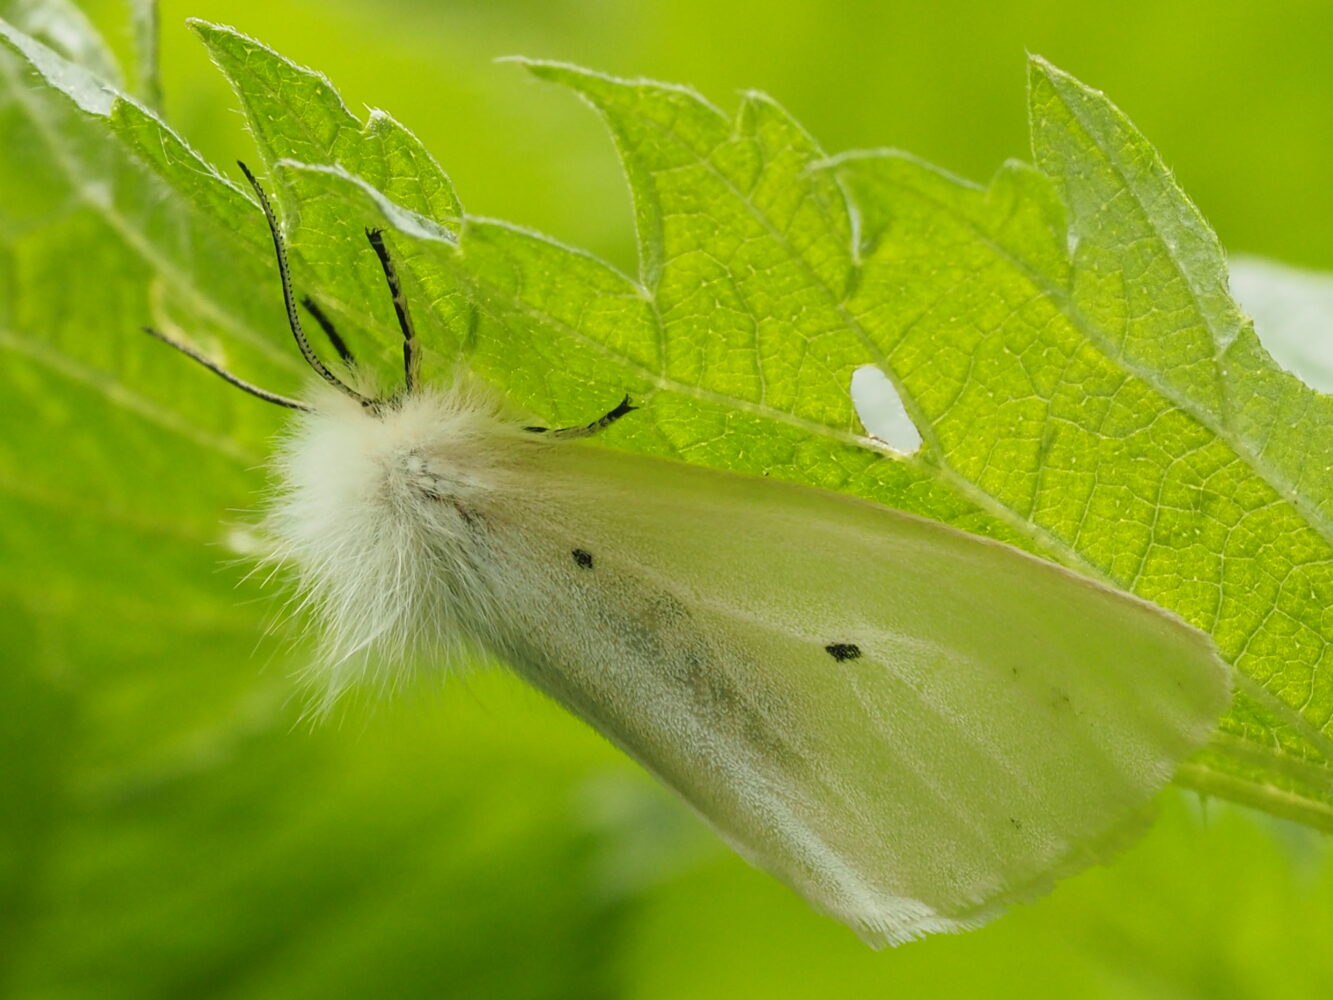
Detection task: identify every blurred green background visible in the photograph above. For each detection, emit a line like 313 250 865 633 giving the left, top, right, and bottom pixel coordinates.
3 1 1333 997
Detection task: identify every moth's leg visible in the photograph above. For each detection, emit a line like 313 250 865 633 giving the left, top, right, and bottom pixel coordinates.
525 395 638 439
300 297 357 367
365 228 420 394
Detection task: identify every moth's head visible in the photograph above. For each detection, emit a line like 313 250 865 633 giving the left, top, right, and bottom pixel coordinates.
283 379 516 510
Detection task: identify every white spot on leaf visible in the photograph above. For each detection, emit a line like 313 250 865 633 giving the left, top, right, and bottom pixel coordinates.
851 365 922 453
1230 256 1333 393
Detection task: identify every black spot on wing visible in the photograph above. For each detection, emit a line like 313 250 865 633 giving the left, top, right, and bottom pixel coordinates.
825 642 862 662
572 548 594 569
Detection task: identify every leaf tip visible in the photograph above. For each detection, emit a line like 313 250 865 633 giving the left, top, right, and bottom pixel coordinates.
508 56 600 88
737 87 776 105
184 17 224 38
1026 55 1106 104
1025 53 1062 87
185 18 248 58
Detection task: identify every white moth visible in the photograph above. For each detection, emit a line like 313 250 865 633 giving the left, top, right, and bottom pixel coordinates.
148 164 1230 947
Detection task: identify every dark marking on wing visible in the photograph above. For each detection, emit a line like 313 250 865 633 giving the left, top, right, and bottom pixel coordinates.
454 502 485 528
422 488 486 531
572 548 594 569
825 643 862 662
499 557 811 783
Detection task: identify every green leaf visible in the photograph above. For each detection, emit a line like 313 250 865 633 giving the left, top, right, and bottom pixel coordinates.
214 40 1331 826
189 19 467 385
4 9 1333 984
1028 57 1333 546
436 59 1333 824
10 13 1332 822
831 58 1333 825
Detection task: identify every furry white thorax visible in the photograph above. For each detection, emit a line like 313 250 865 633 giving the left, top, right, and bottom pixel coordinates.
264 381 530 702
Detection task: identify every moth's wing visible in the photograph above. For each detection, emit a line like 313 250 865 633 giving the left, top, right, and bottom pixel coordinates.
483 442 1229 946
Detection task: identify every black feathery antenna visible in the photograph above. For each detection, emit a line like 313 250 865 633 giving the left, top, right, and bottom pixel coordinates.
365 227 420 394
141 325 312 411
300 296 358 367
146 162 437 413
236 161 375 407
